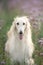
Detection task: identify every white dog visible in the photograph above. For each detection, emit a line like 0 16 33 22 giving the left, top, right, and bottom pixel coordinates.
5 16 34 65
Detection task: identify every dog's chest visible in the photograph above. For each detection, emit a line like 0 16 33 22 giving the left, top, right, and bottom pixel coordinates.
11 41 26 62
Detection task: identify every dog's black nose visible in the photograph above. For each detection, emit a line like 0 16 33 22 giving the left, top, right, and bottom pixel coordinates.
19 31 22 34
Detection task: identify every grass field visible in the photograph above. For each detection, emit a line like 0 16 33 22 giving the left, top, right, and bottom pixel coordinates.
0 10 43 65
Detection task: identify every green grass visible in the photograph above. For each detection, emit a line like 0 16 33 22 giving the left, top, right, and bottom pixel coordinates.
0 10 43 65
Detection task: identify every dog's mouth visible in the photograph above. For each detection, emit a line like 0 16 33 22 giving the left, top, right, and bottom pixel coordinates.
19 34 23 40
19 31 23 40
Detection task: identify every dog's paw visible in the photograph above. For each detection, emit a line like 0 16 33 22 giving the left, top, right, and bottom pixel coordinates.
29 58 34 65
25 58 34 65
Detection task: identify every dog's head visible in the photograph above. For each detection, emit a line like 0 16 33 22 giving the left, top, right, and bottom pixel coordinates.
7 16 31 40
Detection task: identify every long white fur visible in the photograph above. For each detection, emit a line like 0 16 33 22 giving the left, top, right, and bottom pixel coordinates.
5 16 34 65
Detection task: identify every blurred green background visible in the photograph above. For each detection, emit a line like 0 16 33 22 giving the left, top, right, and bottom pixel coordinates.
0 0 43 65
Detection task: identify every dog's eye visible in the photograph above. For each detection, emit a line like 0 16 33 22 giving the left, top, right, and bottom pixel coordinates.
23 23 25 25
17 22 19 25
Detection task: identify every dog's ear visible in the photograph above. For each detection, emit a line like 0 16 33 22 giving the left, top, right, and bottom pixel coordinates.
7 19 15 38
26 17 31 30
26 17 32 40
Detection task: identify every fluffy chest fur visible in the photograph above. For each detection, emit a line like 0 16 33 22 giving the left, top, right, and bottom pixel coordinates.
9 36 28 62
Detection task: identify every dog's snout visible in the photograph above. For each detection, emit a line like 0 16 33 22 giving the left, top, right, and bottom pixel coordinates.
19 31 22 34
